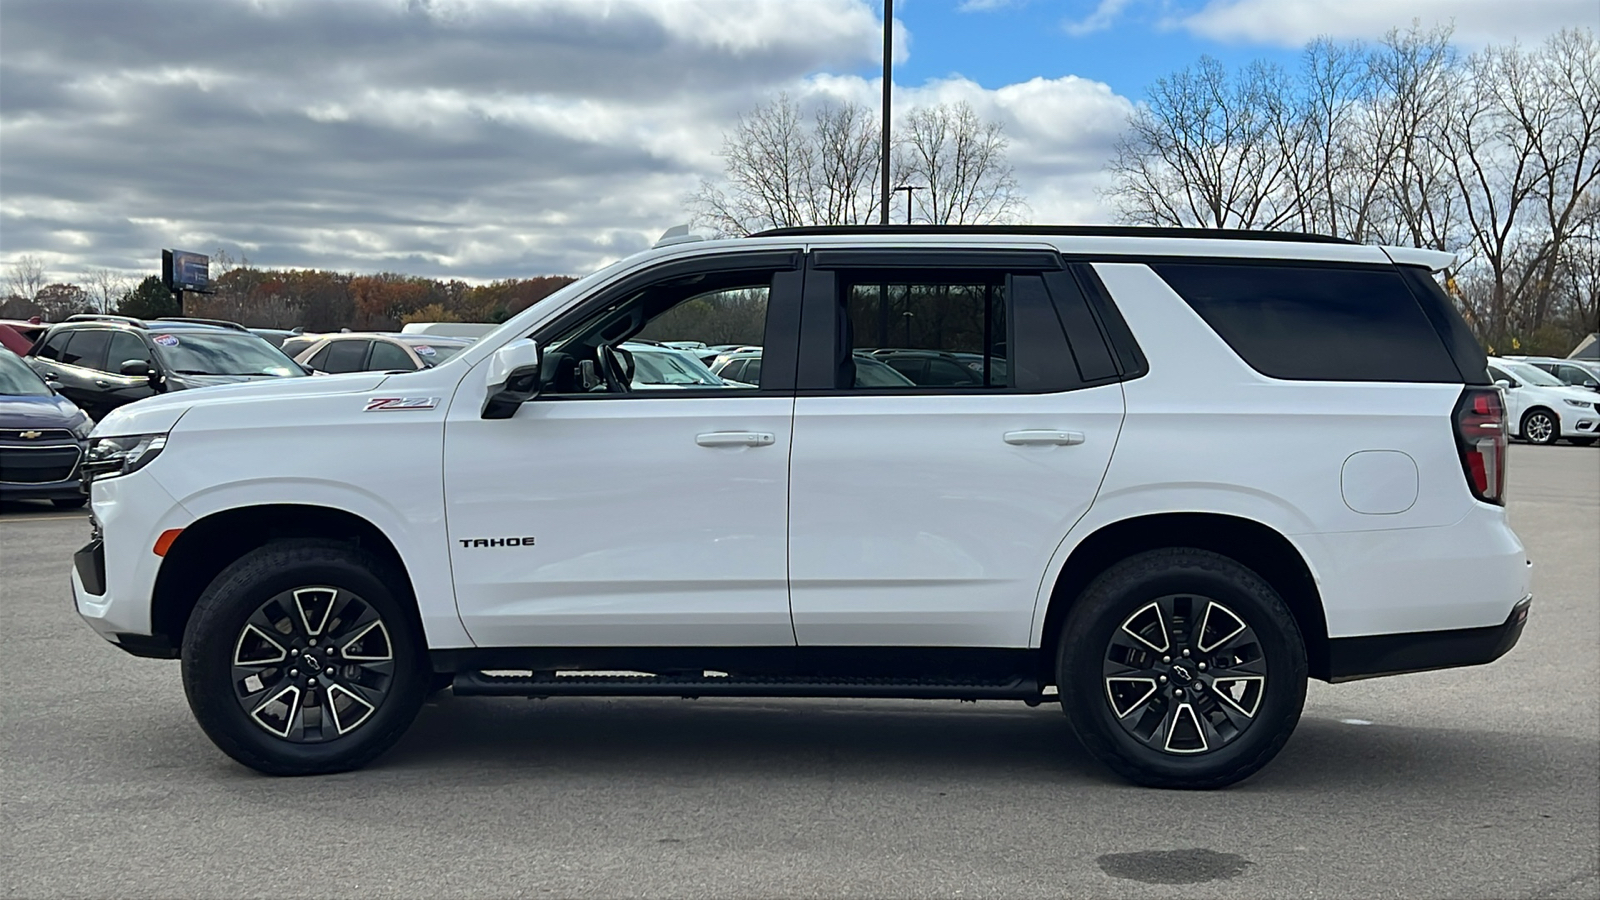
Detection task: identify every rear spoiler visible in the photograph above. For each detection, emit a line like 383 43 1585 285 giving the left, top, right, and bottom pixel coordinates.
1382 246 1456 273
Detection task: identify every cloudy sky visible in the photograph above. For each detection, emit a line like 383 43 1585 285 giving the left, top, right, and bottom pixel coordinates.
1 0 1592 286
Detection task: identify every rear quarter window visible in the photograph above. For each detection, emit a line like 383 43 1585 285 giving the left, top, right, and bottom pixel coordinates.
1151 262 1463 383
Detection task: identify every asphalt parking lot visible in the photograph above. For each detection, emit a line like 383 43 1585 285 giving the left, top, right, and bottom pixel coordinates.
2 446 1596 899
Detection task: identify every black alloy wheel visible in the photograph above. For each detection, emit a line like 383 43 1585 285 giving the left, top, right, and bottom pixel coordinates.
1102 594 1267 755
229 586 396 742
1522 408 1559 445
182 540 428 775
1058 548 1307 789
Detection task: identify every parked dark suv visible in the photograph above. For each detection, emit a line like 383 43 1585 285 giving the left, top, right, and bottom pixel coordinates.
25 316 305 421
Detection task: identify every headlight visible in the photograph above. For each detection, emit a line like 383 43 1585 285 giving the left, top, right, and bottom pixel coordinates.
1562 399 1592 409
83 433 168 481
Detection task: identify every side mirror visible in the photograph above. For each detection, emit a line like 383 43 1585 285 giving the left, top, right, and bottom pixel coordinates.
481 338 542 419
44 377 63 392
1494 379 1514 389
299 363 315 375
1584 380 1599 389
119 359 151 377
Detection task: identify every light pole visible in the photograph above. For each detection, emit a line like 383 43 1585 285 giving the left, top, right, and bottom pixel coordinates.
892 184 921 224
879 0 893 225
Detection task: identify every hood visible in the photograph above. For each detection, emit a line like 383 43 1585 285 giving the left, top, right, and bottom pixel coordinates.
172 372 290 388
94 371 391 438
0 392 90 433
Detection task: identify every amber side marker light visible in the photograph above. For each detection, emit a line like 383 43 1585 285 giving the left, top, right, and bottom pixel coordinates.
153 529 184 557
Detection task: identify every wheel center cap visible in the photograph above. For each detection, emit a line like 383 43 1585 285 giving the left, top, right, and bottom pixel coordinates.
301 654 322 673
1170 662 1194 683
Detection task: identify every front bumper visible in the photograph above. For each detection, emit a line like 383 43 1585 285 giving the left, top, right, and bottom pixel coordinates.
0 439 86 501
1326 594 1531 682
70 464 192 657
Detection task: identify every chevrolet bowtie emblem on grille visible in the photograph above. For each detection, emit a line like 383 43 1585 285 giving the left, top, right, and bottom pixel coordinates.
19 431 43 439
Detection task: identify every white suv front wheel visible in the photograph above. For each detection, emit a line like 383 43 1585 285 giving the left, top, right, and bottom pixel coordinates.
180 540 429 775
1058 548 1308 789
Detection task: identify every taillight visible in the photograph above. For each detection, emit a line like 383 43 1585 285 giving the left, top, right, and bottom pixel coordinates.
1453 387 1506 505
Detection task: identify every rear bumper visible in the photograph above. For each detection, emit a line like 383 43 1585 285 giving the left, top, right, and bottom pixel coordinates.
1326 594 1530 682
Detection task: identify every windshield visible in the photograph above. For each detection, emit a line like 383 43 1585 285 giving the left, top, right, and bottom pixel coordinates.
628 347 722 385
404 342 466 366
1499 360 1565 387
149 332 302 377
0 350 51 396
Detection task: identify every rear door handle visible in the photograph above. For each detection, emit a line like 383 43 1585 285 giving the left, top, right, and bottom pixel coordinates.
696 431 776 448
1003 430 1085 446
94 380 109 387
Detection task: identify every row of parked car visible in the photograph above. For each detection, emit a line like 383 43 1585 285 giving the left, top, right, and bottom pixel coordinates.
1486 355 1600 446
0 314 496 506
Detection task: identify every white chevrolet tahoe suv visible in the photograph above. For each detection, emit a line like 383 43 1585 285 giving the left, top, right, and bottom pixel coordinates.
72 226 1530 788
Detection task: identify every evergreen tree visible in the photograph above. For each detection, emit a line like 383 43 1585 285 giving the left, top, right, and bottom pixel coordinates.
117 276 180 319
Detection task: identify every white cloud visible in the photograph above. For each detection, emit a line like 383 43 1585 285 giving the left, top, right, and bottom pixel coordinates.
0 0 1132 287
1179 0 1596 47
958 0 1026 11
799 73 1135 224
1064 0 1133 37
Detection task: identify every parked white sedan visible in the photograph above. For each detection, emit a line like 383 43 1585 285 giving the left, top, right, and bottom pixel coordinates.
1486 357 1600 445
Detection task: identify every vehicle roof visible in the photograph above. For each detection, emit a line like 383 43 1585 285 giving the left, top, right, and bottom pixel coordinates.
312 332 471 344
392 334 471 345
734 225 1455 271
753 224 1358 244
53 318 241 333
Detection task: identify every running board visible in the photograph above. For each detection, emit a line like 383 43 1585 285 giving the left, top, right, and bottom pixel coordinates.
452 670 1041 701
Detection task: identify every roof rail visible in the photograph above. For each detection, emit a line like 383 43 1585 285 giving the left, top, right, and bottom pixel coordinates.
64 314 147 326
154 316 249 332
748 224 1357 245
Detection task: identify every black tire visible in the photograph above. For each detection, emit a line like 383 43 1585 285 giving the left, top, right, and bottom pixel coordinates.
51 497 87 509
181 539 428 776
1521 408 1560 445
1057 548 1307 789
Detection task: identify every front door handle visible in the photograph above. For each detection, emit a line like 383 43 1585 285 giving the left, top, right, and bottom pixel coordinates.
1003 430 1085 446
696 431 776 448
94 380 109 387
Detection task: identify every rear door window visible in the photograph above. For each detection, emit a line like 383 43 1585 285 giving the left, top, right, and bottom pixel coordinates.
1152 262 1462 382
35 329 73 361
60 330 112 370
366 340 415 371
319 340 371 373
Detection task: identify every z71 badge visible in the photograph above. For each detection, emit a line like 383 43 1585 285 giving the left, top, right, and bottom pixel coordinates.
363 396 440 412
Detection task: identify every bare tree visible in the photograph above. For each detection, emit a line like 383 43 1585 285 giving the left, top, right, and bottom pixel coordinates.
1366 24 1464 252
1106 57 1298 229
893 102 1026 225
691 96 1026 234
6 254 47 302
85 268 129 315
689 95 882 236
1106 26 1598 355
1437 30 1600 343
